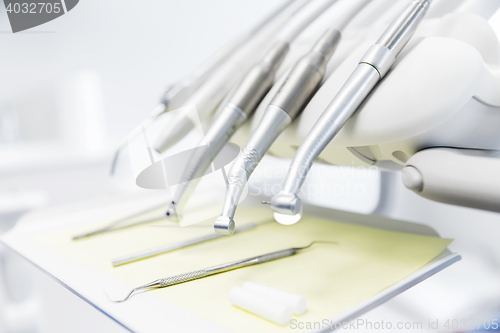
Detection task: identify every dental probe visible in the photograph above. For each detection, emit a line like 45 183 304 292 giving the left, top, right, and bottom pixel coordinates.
270 0 433 217
111 222 260 267
164 0 341 220
109 0 307 174
215 0 370 235
153 0 312 154
106 241 336 302
72 204 167 240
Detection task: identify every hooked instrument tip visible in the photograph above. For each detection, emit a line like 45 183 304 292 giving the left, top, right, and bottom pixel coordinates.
104 289 135 303
104 279 162 303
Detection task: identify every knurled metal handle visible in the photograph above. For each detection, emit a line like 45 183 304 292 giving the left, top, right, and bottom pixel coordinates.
159 269 209 287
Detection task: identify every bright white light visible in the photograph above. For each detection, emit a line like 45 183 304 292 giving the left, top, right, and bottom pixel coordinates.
273 206 303 225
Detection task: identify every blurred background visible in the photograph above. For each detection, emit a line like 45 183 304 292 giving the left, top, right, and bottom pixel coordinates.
1 0 500 332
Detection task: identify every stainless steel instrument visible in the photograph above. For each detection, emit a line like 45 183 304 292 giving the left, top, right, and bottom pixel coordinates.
165 0 339 220
111 223 259 266
110 0 308 174
270 0 433 216
215 0 370 235
106 240 336 303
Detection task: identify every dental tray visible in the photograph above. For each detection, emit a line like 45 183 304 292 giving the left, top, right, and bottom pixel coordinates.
1 192 460 333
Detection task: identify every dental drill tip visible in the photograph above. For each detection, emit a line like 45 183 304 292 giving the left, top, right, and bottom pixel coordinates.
270 192 302 215
214 216 235 235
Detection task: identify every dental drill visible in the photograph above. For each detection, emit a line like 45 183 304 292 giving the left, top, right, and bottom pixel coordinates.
270 0 433 217
165 0 342 221
153 0 312 154
110 0 308 174
215 0 371 235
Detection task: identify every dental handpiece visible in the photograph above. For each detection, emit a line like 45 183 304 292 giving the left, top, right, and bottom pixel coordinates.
109 0 307 174
111 223 259 267
165 0 340 220
214 0 371 235
271 0 433 216
165 42 289 220
153 0 312 154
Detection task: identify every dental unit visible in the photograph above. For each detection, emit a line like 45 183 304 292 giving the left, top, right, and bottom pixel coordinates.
270 0 433 217
215 0 371 235
164 0 342 221
107 241 335 302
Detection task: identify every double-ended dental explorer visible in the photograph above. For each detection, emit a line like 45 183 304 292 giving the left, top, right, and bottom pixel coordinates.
215 0 371 235
271 0 433 217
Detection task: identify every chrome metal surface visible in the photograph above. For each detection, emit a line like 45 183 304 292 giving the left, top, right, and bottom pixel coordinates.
216 29 342 233
360 44 396 78
165 103 247 218
110 102 167 174
107 241 334 302
216 106 291 234
112 223 258 266
72 202 167 240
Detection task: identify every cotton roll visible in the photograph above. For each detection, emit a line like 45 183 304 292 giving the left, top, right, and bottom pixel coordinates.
229 286 293 326
243 282 307 315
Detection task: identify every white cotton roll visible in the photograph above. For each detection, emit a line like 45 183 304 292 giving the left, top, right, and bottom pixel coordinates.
229 287 293 326
242 282 307 315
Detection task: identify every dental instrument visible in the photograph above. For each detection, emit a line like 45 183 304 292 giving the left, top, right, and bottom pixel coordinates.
111 222 259 266
215 0 370 235
229 287 294 326
242 281 307 315
153 0 312 154
164 0 342 220
270 0 433 217
72 203 168 240
109 0 308 174
106 241 336 303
